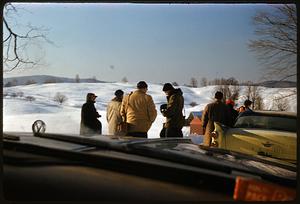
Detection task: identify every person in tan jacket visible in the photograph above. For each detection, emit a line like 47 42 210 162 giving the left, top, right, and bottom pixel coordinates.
120 81 157 138
106 89 124 135
202 91 230 146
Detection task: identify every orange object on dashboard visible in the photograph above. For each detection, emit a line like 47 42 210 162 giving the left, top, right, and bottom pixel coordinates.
233 176 296 201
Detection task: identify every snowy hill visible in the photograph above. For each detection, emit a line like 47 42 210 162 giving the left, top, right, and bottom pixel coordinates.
3 75 106 86
3 82 297 138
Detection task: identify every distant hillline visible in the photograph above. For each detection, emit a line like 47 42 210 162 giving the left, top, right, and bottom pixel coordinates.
3 75 107 87
3 75 297 88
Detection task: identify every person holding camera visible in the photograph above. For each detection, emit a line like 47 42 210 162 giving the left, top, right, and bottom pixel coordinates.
161 83 185 137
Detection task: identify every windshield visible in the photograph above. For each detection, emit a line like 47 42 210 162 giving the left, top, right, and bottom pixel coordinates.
2 2 297 190
3 3 296 137
234 115 297 132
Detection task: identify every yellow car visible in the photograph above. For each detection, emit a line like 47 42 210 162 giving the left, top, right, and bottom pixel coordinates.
210 111 297 164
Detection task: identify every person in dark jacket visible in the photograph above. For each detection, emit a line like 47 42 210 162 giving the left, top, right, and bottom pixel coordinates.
80 93 102 135
202 91 230 146
161 83 185 137
226 99 239 127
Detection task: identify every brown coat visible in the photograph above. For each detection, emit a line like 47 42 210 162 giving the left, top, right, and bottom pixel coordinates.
163 88 185 129
120 90 157 133
106 99 122 135
202 100 230 146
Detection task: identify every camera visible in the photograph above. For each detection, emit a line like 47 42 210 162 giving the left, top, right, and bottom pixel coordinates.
160 104 167 113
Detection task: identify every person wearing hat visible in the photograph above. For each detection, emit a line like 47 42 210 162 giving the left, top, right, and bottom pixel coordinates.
80 93 102 135
161 83 185 137
120 81 157 138
202 91 230 146
106 89 124 135
226 98 238 127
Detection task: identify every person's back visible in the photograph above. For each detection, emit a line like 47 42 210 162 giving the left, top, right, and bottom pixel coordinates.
202 91 229 146
107 89 124 135
120 81 157 138
204 100 229 125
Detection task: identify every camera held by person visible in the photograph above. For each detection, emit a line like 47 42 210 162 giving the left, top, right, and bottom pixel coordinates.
160 104 167 114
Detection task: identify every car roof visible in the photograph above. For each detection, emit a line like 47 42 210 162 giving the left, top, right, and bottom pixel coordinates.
241 110 296 118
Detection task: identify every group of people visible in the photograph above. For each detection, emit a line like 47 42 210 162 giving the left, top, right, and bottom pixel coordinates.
202 92 253 146
79 80 253 146
80 81 185 138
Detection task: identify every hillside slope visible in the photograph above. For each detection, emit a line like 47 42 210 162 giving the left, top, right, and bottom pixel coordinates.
3 82 296 138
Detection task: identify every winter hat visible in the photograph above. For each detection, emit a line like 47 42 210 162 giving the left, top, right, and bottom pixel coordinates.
162 83 174 91
244 99 252 107
86 93 97 101
137 81 148 89
226 99 235 106
114 89 124 97
214 91 223 100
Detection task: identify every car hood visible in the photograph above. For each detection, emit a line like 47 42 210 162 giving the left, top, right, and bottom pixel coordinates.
3 131 297 186
227 128 296 138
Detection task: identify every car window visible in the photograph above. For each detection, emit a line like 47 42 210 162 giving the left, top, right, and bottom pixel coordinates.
234 115 296 132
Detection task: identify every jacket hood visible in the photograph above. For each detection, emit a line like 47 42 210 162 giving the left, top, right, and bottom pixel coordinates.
87 100 96 103
167 88 183 101
173 88 183 96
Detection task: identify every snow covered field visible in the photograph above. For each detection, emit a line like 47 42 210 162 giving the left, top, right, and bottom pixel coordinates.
3 82 296 138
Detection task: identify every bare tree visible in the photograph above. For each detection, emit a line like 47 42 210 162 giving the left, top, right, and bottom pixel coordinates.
190 77 198 88
200 77 207 87
17 92 24 97
25 96 35 102
230 85 240 101
248 4 297 82
3 3 53 72
4 82 13 87
26 80 36 85
91 76 97 83
215 77 240 102
215 84 239 103
44 79 56 84
75 74 80 83
54 92 68 105
274 97 289 111
226 77 239 86
172 81 179 86
244 82 264 110
121 77 128 83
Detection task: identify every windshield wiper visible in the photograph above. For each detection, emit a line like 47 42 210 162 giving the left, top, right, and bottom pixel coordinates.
3 134 20 141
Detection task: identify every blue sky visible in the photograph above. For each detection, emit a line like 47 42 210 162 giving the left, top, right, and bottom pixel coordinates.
3 3 278 84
